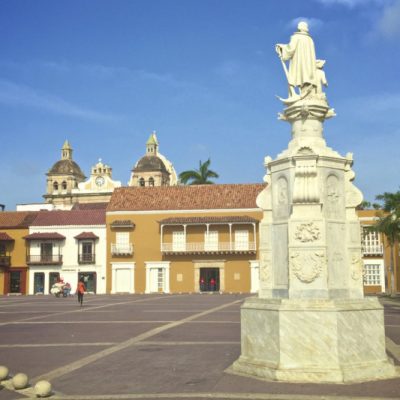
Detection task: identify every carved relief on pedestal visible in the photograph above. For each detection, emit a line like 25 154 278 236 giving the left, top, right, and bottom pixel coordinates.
350 253 364 281
294 222 320 243
325 174 341 219
260 252 272 283
276 176 289 218
290 251 325 283
292 156 319 204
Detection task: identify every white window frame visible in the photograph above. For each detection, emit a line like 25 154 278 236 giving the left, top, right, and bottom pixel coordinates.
145 261 170 293
205 230 219 251
116 232 130 253
235 230 249 251
172 231 186 251
363 260 385 291
362 229 383 255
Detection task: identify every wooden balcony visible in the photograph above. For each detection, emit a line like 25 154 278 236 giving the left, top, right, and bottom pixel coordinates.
362 244 384 256
0 255 11 267
27 254 63 265
78 253 96 264
161 241 256 255
111 243 133 256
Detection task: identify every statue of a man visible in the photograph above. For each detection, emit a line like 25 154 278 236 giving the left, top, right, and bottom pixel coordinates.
276 21 318 99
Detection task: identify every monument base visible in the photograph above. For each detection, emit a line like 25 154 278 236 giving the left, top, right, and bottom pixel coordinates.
229 297 399 383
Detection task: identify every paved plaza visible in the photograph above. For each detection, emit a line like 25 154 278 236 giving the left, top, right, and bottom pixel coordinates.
0 293 399 400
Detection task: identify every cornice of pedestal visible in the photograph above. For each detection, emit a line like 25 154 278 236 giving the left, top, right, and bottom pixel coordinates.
278 97 336 123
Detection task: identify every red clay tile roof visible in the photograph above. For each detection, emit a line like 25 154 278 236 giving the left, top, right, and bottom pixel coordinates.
32 210 105 226
0 232 14 241
110 220 135 228
74 232 99 240
108 184 265 212
72 202 109 210
0 212 39 229
159 216 259 225
24 232 66 240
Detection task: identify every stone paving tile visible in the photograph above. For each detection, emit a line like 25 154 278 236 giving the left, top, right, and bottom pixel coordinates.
149 321 241 343
0 321 167 344
0 294 399 400
0 345 111 379
51 343 240 395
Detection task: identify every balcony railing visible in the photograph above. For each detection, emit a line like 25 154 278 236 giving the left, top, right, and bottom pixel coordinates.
161 241 256 254
78 253 96 264
111 243 133 256
27 254 63 265
362 244 384 256
0 255 11 267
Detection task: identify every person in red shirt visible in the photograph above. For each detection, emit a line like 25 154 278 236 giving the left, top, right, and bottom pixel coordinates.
76 278 86 307
210 277 216 291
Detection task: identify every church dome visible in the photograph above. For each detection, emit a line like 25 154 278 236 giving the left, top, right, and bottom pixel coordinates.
48 159 86 178
134 155 169 174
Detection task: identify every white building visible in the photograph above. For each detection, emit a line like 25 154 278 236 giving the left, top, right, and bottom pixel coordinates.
25 209 107 295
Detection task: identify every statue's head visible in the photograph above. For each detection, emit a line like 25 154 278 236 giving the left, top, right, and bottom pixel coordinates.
297 21 309 33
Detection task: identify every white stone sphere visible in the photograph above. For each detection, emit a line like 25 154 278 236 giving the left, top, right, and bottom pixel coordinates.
12 372 29 390
0 365 9 380
34 380 52 397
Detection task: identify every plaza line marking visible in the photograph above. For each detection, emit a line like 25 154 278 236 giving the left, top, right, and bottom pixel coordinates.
0 342 116 348
32 298 243 383
6 320 240 325
0 341 240 348
136 340 240 346
0 294 176 327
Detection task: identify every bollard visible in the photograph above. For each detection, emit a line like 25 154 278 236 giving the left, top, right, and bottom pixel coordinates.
34 380 52 397
12 372 29 390
0 365 9 380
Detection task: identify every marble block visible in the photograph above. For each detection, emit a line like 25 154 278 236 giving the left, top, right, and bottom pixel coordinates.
230 296 399 383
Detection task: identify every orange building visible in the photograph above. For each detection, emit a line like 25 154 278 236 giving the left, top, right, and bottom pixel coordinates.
106 184 264 294
0 212 38 294
359 209 400 294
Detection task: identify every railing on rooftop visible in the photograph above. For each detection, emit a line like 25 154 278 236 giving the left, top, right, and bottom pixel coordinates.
111 243 133 256
26 254 63 265
161 241 256 254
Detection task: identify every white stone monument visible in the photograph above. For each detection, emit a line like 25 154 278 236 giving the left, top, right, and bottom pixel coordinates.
230 21 399 383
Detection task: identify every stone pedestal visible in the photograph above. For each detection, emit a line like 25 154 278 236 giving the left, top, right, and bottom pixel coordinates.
230 98 399 383
231 297 398 383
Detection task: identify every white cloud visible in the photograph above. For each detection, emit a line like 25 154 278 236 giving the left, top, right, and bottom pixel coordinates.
0 79 117 122
376 0 400 39
287 17 324 32
314 0 385 7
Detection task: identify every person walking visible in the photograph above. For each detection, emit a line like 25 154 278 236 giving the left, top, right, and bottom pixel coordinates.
76 278 86 307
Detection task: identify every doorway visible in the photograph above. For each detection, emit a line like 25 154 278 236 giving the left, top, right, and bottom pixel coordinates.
34 272 45 294
49 272 60 292
200 268 219 292
9 271 21 293
78 272 97 293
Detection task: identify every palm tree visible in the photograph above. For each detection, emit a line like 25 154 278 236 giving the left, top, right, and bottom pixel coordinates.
371 190 400 295
179 159 219 185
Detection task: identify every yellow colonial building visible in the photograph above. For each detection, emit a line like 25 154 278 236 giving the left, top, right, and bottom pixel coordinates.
0 211 38 294
106 184 264 294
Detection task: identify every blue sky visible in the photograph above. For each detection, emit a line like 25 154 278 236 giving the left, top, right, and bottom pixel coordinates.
0 0 399 210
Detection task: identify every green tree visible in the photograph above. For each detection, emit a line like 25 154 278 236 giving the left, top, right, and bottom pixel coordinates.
371 190 400 295
179 159 219 185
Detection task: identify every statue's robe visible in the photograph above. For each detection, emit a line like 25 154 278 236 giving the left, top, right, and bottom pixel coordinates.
281 31 317 89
